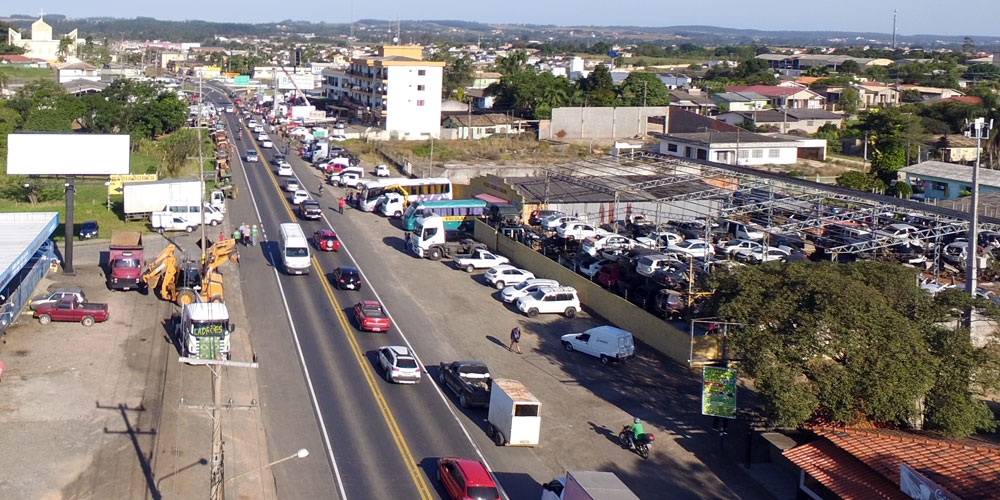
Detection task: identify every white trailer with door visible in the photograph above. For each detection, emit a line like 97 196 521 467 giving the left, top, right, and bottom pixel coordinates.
540 470 639 500
123 179 202 220
486 378 540 447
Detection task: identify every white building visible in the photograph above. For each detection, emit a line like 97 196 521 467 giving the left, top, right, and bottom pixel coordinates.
658 131 812 166
6 16 79 62
322 45 444 140
56 62 100 84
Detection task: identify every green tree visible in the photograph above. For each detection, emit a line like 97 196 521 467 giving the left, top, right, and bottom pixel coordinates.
840 87 860 116
616 72 670 106
708 262 999 437
0 43 26 55
161 128 199 177
838 59 861 75
56 36 74 63
7 80 84 132
442 55 475 99
861 107 926 184
962 36 977 54
836 170 880 191
578 64 616 106
733 57 770 79
495 51 527 77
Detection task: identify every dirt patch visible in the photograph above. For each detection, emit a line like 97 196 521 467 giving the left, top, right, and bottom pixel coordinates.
376 136 596 166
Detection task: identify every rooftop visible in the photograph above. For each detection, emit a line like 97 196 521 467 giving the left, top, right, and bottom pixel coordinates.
900 161 1000 188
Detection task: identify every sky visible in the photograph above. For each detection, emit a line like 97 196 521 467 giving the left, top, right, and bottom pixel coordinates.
11 1 1000 38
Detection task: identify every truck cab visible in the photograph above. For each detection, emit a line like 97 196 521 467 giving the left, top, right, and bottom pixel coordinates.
176 302 234 361
376 192 406 218
108 231 144 292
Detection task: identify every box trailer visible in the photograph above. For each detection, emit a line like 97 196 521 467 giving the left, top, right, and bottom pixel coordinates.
123 179 203 220
540 471 639 500
486 378 540 447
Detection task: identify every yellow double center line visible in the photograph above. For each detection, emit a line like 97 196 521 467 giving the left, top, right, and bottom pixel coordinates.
259 144 432 500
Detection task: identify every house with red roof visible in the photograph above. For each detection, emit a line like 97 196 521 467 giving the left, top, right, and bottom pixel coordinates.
784 426 1000 500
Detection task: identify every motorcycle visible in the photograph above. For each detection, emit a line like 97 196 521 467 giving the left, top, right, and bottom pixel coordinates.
619 424 655 459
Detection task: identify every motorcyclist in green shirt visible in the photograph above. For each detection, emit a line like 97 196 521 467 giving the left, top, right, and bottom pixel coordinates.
629 417 645 449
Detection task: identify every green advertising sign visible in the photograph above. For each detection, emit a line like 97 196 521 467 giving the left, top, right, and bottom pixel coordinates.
234 75 250 86
702 366 738 419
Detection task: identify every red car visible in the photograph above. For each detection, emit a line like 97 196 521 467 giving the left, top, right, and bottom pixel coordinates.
314 229 340 251
33 297 109 327
437 457 499 500
596 263 623 288
354 301 390 332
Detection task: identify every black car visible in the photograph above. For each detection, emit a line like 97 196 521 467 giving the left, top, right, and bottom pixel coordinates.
332 266 362 291
271 152 286 165
529 209 564 226
298 200 323 220
79 220 99 240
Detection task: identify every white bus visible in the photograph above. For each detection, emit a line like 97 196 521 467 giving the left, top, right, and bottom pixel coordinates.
358 177 452 213
279 223 311 275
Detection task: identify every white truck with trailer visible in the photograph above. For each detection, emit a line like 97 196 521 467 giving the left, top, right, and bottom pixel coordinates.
175 302 235 361
123 179 202 221
408 214 489 261
486 378 540 447
540 470 639 500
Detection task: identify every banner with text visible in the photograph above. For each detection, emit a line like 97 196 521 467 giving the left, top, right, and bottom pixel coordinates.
108 174 158 195
702 366 738 419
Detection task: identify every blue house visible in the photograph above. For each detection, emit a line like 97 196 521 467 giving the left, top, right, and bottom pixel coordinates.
899 160 1000 200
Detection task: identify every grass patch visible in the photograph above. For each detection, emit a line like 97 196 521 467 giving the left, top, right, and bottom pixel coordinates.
0 66 56 80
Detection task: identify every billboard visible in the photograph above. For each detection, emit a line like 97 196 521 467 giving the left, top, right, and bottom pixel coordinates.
701 366 738 419
108 174 158 195
277 74 315 91
7 134 131 175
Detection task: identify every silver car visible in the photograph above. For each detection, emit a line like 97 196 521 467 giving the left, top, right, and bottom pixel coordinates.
377 346 422 384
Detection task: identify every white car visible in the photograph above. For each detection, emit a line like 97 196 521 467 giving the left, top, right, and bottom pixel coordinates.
376 345 422 384
484 265 535 290
717 239 764 256
557 222 604 240
375 164 391 177
277 164 293 176
261 140 273 149
667 239 716 259
517 286 581 318
500 278 560 303
291 189 310 205
247 119 258 129
253 125 264 133
734 246 791 264
257 132 268 141
636 231 682 250
285 179 301 192
581 234 634 256
580 258 612 279
541 215 579 231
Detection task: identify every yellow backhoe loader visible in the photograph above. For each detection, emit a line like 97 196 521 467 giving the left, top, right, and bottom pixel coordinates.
141 239 239 305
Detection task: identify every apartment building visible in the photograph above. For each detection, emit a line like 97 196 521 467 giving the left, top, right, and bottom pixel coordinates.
322 45 445 140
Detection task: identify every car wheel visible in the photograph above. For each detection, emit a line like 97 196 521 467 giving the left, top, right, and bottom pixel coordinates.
38 314 51 325
563 341 573 352
460 393 471 409
494 430 506 446
210 219 219 226
465 265 475 273
485 424 496 439
356 183 364 190
81 316 95 327
600 355 610 366
177 289 198 306
429 248 442 261
186 226 195 233
494 281 505 290
158 228 165 234
393 211 402 218
564 307 577 318
527 308 539 318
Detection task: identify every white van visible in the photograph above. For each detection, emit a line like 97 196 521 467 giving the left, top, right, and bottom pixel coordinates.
635 253 679 277
163 201 224 227
151 211 196 233
560 325 635 365
279 223 311 275
727 220 765 241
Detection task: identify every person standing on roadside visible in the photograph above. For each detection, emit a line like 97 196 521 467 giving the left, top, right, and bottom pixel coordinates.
251 225 259 246
338 197 345 214
233 227 242 244
508 326 522 354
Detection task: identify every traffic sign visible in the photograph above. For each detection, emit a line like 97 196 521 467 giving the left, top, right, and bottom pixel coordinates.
234 75 250 86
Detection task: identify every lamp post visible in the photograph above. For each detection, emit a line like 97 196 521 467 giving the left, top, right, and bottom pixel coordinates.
222 448 309 497
965 117 992 296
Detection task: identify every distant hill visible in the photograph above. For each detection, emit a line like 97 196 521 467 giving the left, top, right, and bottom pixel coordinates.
3 15 998 49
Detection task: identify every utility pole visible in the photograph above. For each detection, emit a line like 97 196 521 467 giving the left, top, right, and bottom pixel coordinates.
197 74 207 264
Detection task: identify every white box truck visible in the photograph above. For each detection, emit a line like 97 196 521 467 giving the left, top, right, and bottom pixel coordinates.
279 223 311 275
123 179 203 220
486 379 540 447
540 471 639 500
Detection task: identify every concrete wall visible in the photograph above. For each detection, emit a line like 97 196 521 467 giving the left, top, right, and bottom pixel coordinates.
473 219 721 365
541 106 670 140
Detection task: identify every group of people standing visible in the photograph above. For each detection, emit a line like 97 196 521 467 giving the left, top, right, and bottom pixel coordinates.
229 223 259 246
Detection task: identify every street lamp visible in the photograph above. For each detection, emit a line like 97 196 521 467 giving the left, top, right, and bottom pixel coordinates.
222 448 309 493
965 117 992 296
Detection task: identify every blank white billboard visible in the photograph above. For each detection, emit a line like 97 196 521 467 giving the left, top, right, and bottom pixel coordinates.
7 134 131 175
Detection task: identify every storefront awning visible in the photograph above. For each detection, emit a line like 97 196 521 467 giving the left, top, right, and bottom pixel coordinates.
474 193 509 204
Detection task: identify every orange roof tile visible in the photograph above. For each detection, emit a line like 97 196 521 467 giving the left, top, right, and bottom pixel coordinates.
814 427 1000 500
784 439 910 500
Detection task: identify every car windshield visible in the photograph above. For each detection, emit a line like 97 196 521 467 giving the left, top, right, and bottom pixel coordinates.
513 281 534 291
114 259 140 268
286 248 308 258
396 357 418 369
467 486 499 498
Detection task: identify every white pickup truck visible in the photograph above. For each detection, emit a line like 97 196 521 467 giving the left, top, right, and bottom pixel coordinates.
454 248 509 273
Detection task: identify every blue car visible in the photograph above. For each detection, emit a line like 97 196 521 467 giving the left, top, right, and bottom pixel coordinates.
79 220 99 240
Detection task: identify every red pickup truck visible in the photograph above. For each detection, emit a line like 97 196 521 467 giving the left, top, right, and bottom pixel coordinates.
354 301 390 333
33 297 109 326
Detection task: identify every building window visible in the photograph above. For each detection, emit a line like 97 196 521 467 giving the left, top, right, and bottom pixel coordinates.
769 149 780 158
738 149 749 159
417 85 425 91
806 120 815 126
752 149 763 159
417 100 425 107
666 143 678 153
418 69 426 76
